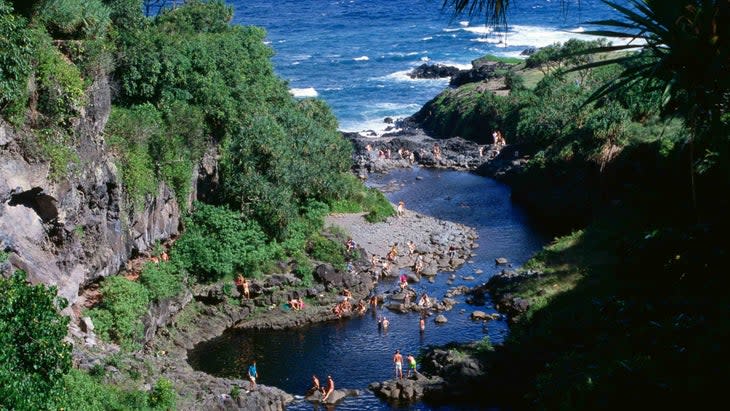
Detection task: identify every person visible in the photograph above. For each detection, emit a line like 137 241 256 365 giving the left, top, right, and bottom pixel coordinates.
309 374 321 395
399 273 408 289
492 130 499 145
396 201 405 217
365 143 372 152
342 288 352 300
479 145 486 157
414 255 424 275
234 273 245 292
407 354 417 377
356 299 367 315
371 254 379 268
345 237 355 252
393 349 403 379
382 260 391 276
432 143 442 160
407 240 416 255
247 360 258 391
419 317 426 333
321 375 335 402
387 243 398 262
404 291 411 306
370 295 378 308
379 315 389 329
289 297 302 311
418 293 430 308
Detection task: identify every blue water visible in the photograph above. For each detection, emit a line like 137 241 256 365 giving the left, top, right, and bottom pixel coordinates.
188 169 550 410
229 0 621 132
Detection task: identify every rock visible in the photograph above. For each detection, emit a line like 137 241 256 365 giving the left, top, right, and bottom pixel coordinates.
470 311 489 320
408 63 460 79
384 117 394 124
434 315 448 324
462 275 475 281
495 257 509 265
81 316 95 332
521 46 538 56
306 388 357 404
474 269 483 274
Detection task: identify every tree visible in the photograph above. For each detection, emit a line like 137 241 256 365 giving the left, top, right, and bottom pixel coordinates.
0 271 72 410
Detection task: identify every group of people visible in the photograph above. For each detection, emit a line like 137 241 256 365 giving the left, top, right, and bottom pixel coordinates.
309 374 336 402
492 130 506 147
393 350 418 379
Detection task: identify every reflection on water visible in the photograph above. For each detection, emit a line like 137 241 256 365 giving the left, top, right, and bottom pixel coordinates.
187 168 548 410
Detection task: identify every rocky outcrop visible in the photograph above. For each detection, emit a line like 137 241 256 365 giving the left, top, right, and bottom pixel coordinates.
0 73 207 316
409 63 460 79
449 60 511 87
369 373 445 403
343 128 500 176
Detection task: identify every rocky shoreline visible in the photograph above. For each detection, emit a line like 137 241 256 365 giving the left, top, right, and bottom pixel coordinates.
70 202 479 409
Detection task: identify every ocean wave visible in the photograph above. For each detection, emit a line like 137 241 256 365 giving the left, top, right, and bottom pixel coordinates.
442 27 460 32
353 55 370 61
471 37 503 44
421 36 433 41
377 69 451 83
463 25 492 35
289 87 318 98
459 21 469 27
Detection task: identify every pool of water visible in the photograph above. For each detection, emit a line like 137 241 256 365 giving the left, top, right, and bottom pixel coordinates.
187 168 549 409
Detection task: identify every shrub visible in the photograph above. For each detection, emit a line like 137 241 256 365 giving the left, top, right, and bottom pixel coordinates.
87 276 150 350
0 1 34 121
309 234 346 269
139 261 184 301
0 271 72 410
148 378 176 409
173 203 278 282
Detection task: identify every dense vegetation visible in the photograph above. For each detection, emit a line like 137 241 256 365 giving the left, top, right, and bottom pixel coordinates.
1 0 393 407
425 1 730 409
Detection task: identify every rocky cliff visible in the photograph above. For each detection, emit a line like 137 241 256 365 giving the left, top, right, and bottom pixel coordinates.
0 74 195 314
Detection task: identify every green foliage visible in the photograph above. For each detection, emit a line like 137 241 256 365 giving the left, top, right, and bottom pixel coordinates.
148 377 176 409
0 250 7 263
87 276 150 350
173 202 278 282
36 128 79 181
309 234 346 269
60 369 176 410
0 1 34 121
0 271 72 410
230 385 241 398
473 53 522 65
139 261 184 301
35 0 111 39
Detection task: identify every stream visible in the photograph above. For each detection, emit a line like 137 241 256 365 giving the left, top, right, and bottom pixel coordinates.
188 167 549 409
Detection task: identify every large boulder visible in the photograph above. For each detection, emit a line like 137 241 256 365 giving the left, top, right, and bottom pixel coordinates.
409 63 460 79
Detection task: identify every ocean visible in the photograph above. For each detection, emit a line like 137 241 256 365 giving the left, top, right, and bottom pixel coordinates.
228 0 622 134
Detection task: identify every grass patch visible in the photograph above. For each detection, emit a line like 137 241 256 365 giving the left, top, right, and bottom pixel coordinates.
474 54 523 65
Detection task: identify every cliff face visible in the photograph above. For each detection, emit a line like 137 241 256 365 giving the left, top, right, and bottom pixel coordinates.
0 74 190 312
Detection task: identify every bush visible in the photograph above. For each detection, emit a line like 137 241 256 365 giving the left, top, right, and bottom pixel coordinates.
0 1 34 121
139 261 184 301
0 270 72 410
87 276 150 350
309 234 346 269
148 378 176 409
173 203 279 282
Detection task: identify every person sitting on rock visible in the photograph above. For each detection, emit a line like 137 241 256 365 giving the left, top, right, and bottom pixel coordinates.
418 293 430 308
371 254 380 268
414 255 424 275
387 243 398 262
396 201 405 217
342 288 352 300
345 237 356 252
399 273 408 289
309 374 321 396
332 304 342 318
356 299 367 315
321 375 335 402
407 240 416 255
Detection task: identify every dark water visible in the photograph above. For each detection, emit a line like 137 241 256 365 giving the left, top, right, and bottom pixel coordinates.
187 168 549 409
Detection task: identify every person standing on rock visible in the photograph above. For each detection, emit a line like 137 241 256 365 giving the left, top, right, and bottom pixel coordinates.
247 360 258 392
393 349 403 379
397 201 405 217
407 354 417 377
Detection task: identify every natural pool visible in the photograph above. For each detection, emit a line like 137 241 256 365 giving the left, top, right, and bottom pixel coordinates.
188 167 549 410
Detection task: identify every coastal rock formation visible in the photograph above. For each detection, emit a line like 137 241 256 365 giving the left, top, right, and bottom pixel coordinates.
409 63 460 79
343 128 500 176
450 60 511 87
369 373 445 402
0 73 195 314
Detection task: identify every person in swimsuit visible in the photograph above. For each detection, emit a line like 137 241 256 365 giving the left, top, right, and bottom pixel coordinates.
393 349 403 379
407 354 417 377
309 374 320 395
321 375 335 402
419 317 426 333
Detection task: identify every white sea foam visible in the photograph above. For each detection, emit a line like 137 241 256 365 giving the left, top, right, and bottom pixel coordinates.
463 25 492 35
289 87 318 98
471 37 504 44
353 55 370 61
488 25 643 49
459 21 469 27
421 36 433 41
439 61 473 70
443 27 460 32
420 56 430 62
